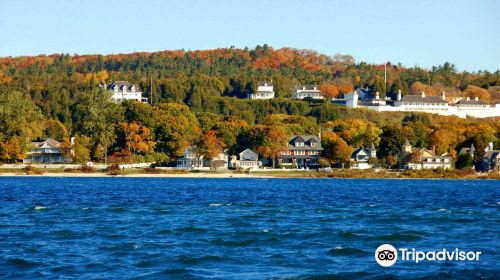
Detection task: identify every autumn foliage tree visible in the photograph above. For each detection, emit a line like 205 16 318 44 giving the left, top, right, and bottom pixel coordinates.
256 126 289 168
120 121 155 156
199 130 226 170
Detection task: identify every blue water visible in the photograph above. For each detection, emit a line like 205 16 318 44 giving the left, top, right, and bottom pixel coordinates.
0 177 498 279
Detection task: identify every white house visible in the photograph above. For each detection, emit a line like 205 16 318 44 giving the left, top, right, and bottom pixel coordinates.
400 139 452 170
295 85 324 100
176 146 205 169
176 146 228 170
229 148 261 170
107 81 148 103
248 81 275 99
350 143 377 169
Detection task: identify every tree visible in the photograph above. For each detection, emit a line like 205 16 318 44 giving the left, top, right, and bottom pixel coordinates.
410 81 436 96
463 85 491 103
198 130 226 170
154 103 200 158
378 125 406 158
319 84 339 99
0 91 44 141
43 119 68 140
0 136 25 163
321 131 353 168
72 88 124 157
71 135 91 164
456 153 474 169
256 126 289 168
120 121 155 156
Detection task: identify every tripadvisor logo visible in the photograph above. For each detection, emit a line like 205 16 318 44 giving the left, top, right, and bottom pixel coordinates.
375 244 482 267
375 244 398 267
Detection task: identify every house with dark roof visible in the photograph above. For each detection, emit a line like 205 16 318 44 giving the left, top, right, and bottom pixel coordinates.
393 91 448 111
23 139 70 164
480 150 500 172
350 143 377 169
248 81 274 99
278 135 323 168
107 81 148 103
479 142 500 172
294 85 324 100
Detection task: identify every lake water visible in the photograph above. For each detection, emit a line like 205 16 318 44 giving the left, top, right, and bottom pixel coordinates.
0 177 498 279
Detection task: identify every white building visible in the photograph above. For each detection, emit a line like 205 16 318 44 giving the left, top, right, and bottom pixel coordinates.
107 81 148 103
343 89 500 119
176 146 228 170
350 143 377 169
229 148 261 170
248 81 275 99
295 85 324 100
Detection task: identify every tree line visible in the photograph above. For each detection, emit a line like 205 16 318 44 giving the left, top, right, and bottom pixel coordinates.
0 45 499 168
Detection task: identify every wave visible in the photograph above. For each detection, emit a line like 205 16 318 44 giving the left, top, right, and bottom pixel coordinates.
372 231 424 242
175 254 224 265
176 226 208 233
7 258 41 268
33 205 47 211
328 246 367 256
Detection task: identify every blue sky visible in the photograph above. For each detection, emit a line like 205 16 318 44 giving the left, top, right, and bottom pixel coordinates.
1 0 499 71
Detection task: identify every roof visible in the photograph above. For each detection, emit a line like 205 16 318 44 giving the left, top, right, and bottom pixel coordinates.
403 138 411 146
296 85 321 92
401 94 447 104
483 150 500 160
288 135 323 151
455 98 488 105
239 148 258 161
107 81 140 91
31 138 63 149
258 81 273 86
352 148 370 159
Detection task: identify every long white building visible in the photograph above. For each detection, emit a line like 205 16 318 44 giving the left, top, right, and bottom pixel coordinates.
295 85 324 100
342 90 500 118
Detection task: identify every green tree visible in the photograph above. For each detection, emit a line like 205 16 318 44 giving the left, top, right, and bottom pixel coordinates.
71 134 91 164
455 153 474 169
72 88 124 156
0 91 44 141
154 103 200 158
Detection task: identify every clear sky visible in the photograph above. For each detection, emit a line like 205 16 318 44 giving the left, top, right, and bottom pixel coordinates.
1 0 499 71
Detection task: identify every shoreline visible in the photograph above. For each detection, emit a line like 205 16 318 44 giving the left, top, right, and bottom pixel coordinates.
0 171 499 180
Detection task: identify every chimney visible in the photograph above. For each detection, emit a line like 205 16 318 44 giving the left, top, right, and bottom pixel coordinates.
489 142 494 151
70 137 75 145
421 91 425 98
466 96 470 101
375 92 380 100
475 96 479 101
397 89 402 101
441 91 446 101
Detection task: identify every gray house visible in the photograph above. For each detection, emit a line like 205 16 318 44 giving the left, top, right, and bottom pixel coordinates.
480 148 500 172
23 139 70 164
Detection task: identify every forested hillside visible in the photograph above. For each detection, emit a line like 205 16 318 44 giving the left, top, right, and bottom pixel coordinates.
0 45 499 166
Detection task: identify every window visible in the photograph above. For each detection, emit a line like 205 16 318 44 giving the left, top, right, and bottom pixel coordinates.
310 142 316 147
295 141 304 147
295 150 305 155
